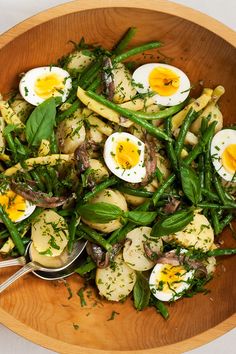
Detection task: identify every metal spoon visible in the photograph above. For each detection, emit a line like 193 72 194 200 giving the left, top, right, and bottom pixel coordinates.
0 240 87 293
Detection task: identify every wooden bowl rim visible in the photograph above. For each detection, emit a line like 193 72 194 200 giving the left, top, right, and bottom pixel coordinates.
0 0 235 353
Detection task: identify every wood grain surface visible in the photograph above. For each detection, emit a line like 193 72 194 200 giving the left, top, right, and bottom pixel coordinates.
0 1 235 353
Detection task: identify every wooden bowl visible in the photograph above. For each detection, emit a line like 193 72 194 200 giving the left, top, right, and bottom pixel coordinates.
0 1 235 353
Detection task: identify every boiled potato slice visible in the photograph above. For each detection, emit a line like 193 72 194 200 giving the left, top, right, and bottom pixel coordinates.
170 213 214 252
0 100 25 128
123 227 163 271
84 110 113 136
66 50 94 74
112 63 137 103
10 96 33 123
30 243 69 268
56 110 86 153
203 256 216 275
96 253 136 301
82 189 128 233
32 210 69 257
89 159 109 183
38 139 50 156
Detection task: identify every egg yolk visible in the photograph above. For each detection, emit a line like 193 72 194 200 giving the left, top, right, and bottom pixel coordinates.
115 140 140 169
149 67 180 96
222 144 236 173
0 190 26 222
34 73 65 99
157 265 187 292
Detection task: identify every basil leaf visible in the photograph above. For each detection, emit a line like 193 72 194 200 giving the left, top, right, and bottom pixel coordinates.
151 210 194 237
77 202 123 223
180 164 201 204
26 97 56 146
125 211 157 225
133 272 150 311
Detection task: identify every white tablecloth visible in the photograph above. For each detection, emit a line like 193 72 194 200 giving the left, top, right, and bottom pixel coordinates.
0 1 235 353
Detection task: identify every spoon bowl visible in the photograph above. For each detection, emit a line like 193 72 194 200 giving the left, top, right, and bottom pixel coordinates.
0 240 87 293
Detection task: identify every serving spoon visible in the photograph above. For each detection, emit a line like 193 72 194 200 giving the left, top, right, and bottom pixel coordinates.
0 240 87 293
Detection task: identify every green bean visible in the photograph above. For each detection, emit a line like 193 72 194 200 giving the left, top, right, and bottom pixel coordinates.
198 155 205 188
79 59 102 88
201 188 219 201
175 108 197 157
165 117 178 172
78 224 112 252
0 205 25 255
14 137 28 157
57 209 73 217
30 170 45 191
5 132 17 161
155 166 164 184
87 77 101 91
152 173 176 206
184 121 217 165
68 214 77 253
131 101 186 120
87 91 171 141
113 41 162 63
207 248 236 257
153 299 169 320
75 258 96 276
213 174 234 205
47 167 59 196
219 214 234 233
210 210 221 235
56 100 81 123
197 202 236 209
116 185 153 198
50 131 59 154
0 229 9 239
66 89 77 104
40 168 53 194
113 27 137 55
204 141 212 191
83 176 118 202
83 69 102 90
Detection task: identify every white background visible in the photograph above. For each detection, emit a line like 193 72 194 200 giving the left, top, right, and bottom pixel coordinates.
0 0 235 353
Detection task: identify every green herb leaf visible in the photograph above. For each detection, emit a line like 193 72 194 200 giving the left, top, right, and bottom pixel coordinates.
133 272 150 311
151 210 194 237
25 97 56 146
77 202 123 223
180 164 201 204
150 295 169 319
125 211 157 225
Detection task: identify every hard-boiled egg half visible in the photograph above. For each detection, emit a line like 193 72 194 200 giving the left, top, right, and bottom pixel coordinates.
19 66 72 106
132 63 191 106
0 188 35 223
149 263 194 302
211 129 236 181
103 132 146 183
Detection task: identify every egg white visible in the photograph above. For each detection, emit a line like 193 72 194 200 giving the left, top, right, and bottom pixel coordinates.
132 63 191 106
149 263 194 302
19 66 72 106
210 129 236 182
103 132 146 183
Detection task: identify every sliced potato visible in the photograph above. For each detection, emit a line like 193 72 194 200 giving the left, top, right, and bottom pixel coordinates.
38 139 50 156
32 210 69 257
10 96 33 123
66 50 94 74
89 158 109 183
203 256 216 275
30 243 69 268
170 213 214 252
96 253 136 301
82 189 128 233
88 126 104 143
173 129 198 146
123 227 163 271
112 63 136 103
56 111 86 154
84 111 113 136
0 100 25 128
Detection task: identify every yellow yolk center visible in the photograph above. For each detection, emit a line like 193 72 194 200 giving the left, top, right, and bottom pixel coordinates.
149 67 180 96
222 144 236 173
34 73 65 99
0 190 26 222
158 265 187 292
115 140 140 169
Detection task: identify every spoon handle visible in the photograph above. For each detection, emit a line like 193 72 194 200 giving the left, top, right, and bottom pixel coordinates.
0 256 26 268
0 262 38 294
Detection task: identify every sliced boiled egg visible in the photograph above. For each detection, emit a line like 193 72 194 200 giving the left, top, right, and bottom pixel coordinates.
19 66 72 106
0 188 35 222
103 132 146 183
211 129 236 182
149 263 194 302
132 63 191 106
